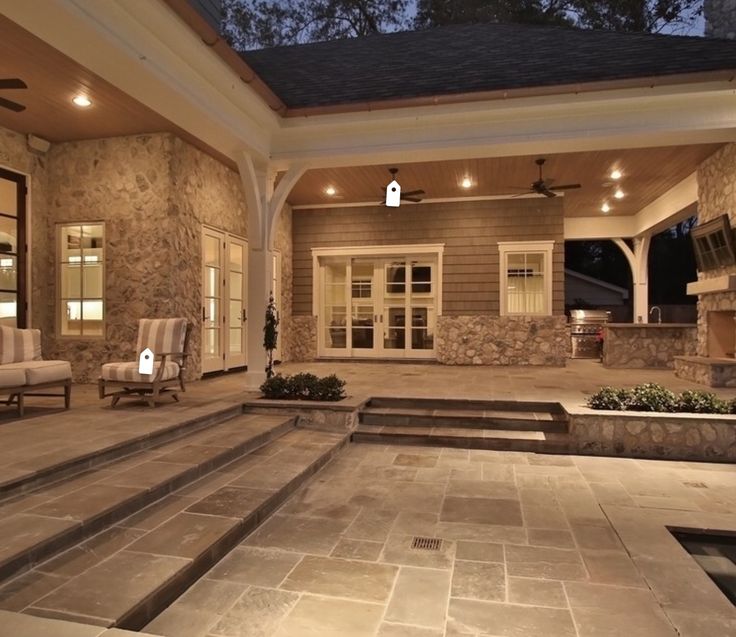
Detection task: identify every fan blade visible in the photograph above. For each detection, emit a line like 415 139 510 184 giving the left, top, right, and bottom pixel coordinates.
0 96 25 112
550 184 581 191
401 189 425 197
541 188 557 198
0 78 27 90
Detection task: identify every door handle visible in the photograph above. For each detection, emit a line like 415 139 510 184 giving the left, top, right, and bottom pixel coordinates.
242 309 247 322
202 307 208 321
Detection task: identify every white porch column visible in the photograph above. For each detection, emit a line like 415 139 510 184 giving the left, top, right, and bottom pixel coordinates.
613 236 651 323
237 153 306 388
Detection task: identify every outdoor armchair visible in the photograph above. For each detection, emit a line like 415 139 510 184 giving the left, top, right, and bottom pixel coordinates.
99 318 190 407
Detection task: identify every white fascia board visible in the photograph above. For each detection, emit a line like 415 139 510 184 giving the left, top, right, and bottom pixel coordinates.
633 172 698 236
271 86 736 169
564 215 636 240
1 0 278 162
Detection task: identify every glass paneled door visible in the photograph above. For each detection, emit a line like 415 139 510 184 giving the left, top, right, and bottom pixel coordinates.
202 227 247 373
317 251 439 359
0 168 26 327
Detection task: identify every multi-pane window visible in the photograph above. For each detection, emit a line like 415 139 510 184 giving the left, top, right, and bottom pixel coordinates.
58 224 104 336
499 241 553 316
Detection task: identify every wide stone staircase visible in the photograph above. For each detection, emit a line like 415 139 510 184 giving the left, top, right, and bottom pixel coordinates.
353 396 570 453
0 407 347 630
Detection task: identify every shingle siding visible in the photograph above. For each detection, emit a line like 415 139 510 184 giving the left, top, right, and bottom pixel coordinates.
292 198 565 317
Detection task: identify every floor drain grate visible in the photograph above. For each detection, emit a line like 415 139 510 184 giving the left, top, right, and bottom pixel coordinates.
411 536 443 551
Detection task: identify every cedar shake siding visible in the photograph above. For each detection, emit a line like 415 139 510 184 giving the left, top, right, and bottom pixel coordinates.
292 198 565 317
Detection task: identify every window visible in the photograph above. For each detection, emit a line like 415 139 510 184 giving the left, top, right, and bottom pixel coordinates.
499 241 553 316
58 223 104 336
691 215 736 271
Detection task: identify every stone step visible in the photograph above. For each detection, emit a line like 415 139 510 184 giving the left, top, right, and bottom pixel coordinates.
9 429 348 630
0 413 296 583
360 398 568 433
0 402 245 500
352 423 570 453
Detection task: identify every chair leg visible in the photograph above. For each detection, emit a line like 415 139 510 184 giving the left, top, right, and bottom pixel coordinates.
17 392 24 417
64 381 71 409
111 394 121 408
98 378 106 400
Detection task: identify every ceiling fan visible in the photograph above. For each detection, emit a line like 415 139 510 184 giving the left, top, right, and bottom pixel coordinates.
380 167 425 204
512 158 581 198
0 79 27 113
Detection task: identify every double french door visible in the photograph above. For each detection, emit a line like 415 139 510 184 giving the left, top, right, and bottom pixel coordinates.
202 227 247 373
318 252 439 359
0 168 26 327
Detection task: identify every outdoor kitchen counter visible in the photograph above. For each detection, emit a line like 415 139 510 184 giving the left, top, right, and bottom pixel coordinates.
603 323 697 369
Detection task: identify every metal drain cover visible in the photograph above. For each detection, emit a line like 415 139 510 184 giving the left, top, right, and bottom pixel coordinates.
411 536 443 551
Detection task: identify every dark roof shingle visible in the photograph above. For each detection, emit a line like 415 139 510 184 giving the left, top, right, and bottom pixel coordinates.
240 22 736 109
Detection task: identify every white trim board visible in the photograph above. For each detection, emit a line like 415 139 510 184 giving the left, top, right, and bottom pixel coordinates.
292 193 553 210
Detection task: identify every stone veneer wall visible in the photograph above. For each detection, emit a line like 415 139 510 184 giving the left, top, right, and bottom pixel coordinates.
0 127 52 345
274 206 293 362
436 315 568 366
290 316 318 362
602 325 697 369
705 0 736 39
693 144 736 358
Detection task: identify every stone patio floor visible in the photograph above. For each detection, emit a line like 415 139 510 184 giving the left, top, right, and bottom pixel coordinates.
0 360 735 636
145 442 736 637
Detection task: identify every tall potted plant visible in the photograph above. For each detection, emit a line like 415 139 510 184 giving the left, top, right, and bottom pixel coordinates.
263 292 279 379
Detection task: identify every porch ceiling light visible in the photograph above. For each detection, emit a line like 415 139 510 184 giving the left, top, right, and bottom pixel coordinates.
614 188 625 199
461 177 473 189
72 94 92 108
601 202 611 213
610 169 622 180
324 186 336 196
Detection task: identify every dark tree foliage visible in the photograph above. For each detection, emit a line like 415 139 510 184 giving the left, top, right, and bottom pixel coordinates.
222 0 409 50
414 0 703 34
648 217 697 304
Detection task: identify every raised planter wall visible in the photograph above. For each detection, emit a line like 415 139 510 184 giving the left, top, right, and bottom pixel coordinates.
568 409 736 461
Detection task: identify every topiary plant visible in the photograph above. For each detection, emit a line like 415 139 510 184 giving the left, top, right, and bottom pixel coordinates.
625 383 677 412
263 292 279 379
677 390 728 414
587 386 631 411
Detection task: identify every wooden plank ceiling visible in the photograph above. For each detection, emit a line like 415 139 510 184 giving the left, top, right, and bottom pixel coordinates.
0 15 231 165
289 145 721 217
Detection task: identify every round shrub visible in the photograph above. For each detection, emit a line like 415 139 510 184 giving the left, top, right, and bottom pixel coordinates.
587 387 631 411
625 383 677 412
676 390 727 414
260 372 346 401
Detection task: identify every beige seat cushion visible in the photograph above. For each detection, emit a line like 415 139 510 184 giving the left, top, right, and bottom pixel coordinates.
100 361 180 383
0 367 28 388
3 360 72 386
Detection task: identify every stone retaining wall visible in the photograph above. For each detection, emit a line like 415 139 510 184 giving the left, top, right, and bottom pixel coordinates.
436 315 568 366
603 325 697 369
569 409 736 461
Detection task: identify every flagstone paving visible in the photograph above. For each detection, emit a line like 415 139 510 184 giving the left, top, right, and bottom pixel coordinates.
144 442 736 637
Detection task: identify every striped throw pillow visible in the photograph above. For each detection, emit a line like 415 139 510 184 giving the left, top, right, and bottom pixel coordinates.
0 327 42 364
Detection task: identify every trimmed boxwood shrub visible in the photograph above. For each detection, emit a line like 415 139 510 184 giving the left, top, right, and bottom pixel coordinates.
260 372 346 401
588 383 731 414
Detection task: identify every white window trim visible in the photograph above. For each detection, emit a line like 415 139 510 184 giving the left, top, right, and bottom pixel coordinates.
311 244 444 318
498 240 554 316
57 221 106 338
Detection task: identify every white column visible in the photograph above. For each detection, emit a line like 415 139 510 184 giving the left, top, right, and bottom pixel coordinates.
237 153 306 388
613 235 651 323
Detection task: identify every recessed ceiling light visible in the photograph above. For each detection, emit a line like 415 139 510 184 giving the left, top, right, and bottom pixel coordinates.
614 188 625 199
610 169 622 180
461 177 472 189
324 186 336 196
601 202 611 213
72 95 92 108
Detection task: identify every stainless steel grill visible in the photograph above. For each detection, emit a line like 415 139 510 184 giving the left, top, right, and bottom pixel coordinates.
569 309 611 359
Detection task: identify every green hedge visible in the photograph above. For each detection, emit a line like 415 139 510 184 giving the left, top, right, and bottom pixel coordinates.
260 372 346 401
587 383 735 414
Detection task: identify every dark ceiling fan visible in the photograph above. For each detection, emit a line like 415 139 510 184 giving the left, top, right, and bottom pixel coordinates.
0 79 27 113
512 158 581 198
380 167 425 204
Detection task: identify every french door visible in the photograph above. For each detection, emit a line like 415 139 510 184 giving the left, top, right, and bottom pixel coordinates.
317 251 439 359
202 227 247 373
0 168 26 327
